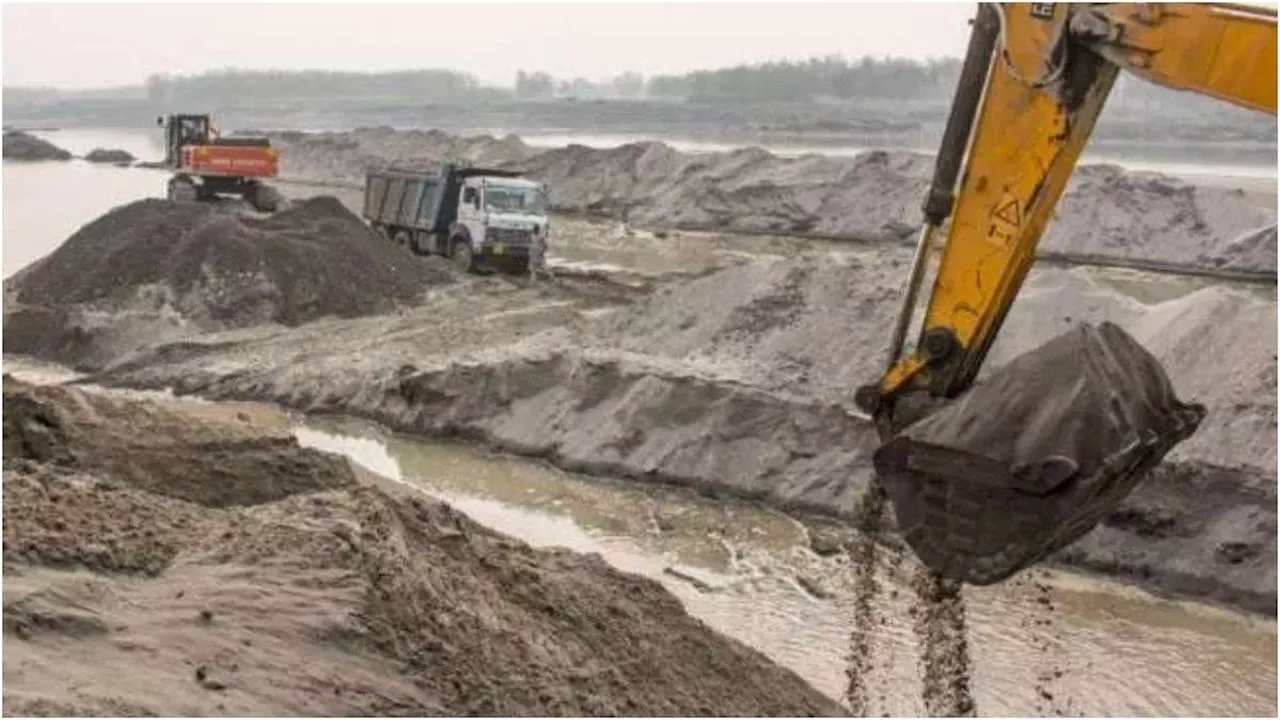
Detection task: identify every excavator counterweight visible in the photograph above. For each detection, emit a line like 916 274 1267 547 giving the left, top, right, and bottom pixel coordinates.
857 2 1275 584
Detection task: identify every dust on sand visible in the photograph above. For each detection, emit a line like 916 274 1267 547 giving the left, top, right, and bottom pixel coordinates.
2 376 845 717
4 196 457 370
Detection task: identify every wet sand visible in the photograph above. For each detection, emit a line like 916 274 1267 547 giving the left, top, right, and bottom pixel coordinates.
295 415 1278 717
2 375 844 717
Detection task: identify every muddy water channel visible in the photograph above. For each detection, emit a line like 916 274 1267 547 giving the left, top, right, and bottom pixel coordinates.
295 416 1276 718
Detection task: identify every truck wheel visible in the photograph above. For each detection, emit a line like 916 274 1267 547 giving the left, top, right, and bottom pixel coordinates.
393 230 412 250
450 238 474 273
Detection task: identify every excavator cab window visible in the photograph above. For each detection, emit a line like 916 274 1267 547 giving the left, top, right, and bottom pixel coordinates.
179 118 204 146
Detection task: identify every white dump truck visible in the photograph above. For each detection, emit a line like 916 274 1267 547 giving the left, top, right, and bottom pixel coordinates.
362 164 550 274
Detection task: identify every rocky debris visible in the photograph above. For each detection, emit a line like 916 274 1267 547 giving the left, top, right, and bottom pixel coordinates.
83 148 136 164
3 130 72 161
268 128 1278 274
1 377 844 717
3 196 458 370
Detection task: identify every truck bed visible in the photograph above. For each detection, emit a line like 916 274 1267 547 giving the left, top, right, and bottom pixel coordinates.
363 169 444 230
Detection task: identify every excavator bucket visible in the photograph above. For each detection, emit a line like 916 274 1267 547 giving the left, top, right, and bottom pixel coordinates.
874 322 1205 585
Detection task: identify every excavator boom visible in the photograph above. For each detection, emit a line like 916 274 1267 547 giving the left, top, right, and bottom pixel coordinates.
868 1 1276 405
857 2 1276 584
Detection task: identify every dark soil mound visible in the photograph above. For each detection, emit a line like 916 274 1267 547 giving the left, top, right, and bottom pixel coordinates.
83 148 136 164
2 131 71 161
2 378 843 716
12 196 455 326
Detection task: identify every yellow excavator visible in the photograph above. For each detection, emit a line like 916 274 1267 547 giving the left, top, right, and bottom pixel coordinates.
855 3 1276 584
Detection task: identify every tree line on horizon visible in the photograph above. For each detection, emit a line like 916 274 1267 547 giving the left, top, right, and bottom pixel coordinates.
4 57 1269 123
520 56 962 101
10 57 967 106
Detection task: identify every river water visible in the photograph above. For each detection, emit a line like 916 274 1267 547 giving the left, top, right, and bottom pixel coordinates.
3 128 1277 716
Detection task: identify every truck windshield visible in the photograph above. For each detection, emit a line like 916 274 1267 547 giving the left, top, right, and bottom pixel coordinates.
485 184 546 215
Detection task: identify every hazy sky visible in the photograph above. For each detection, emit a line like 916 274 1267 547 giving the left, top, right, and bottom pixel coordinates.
3 2 977 89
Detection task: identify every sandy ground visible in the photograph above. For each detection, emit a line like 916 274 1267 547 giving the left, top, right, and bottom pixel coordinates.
3 127 1275 716
5 176 1274 612
53 250 1272 616
2 376 845 717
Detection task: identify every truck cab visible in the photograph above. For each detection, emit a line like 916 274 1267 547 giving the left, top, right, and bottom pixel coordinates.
454 175 551 271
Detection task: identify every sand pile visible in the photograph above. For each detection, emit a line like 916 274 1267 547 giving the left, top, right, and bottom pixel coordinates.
2 377 844 717
267 128 1277 274
1050 165 1278 274
270 127 537 183
1205 224 1278 274
3 131 71 161
521 144 928 242
4 196 456 370
599 253 905 398
602 257 1277 471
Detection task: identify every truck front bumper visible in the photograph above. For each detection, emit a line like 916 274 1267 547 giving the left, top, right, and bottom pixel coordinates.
481 240 546 267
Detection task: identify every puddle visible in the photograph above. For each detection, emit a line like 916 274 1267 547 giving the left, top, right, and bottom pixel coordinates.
295 416 1278 717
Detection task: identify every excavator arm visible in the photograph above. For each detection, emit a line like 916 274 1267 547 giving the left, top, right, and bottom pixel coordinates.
856 2 1275 585
857 2 1277 416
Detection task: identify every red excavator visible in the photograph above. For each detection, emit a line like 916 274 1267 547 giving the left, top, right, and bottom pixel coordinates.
157 113 280 212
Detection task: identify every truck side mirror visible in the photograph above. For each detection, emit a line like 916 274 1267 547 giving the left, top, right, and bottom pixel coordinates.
462 187 476 204
156 116 165 126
